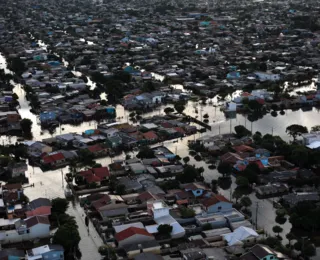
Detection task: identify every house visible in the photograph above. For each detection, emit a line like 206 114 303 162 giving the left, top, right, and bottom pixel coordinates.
240 244 290 260
202 195 232 213
142 131 159 143
41 152 66 167
183 183 208 197
0 215 50 244
26 141 52 156
56 133 75 147
0 249 25 260
146 200 185 239
223 226 259 246
125 241 161 259
220 152 244 164
7 161 28 178
129 163 147 175
26 244 64 260
98 203 128 219
40 111 57 122
26 198 51 217
106 135 122 148
87 144 108 157
254 72 280 82
134 252 163 260
116 226 155 247
78 167 110 185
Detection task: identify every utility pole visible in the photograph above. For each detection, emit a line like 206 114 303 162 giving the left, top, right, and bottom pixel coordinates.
271 127 273 136
251 121 253 133
219 125 221 135
255 201 259 229
229 119 232 134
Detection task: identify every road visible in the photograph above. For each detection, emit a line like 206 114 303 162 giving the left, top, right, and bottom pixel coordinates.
24 165 103 260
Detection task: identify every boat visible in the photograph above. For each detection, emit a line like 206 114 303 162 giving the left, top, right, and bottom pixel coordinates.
64 186 73 198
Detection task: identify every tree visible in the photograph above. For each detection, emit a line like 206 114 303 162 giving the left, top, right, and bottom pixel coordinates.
136 146 155 159
164 107 174 114
291 147 309 167
217 162 232 178
286 124 308 141
115 184 126 195
183 156 190 164
20 118 33 134
177 165 199 183
180 207 195 218
272 225 283 236
234 125 252 138
236 176 249 188
52 198 69 215
9 57 26 74
248 100 262 111
240 196 252 209
232 189 243 203
286 233 295 246
202 223 212 231
157 224 172 237
53 223 81 253
78 149 95 166
304 244 316 258
211 179 218 193
311 125 320 132
174 102 185 114
99 245 116 259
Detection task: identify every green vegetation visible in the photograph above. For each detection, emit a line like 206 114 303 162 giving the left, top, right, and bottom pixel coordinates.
157 224 173 237
180 207 195 218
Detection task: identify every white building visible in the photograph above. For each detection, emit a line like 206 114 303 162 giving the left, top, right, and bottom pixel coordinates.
302 132 320 145
146 200 185 238
254 72 280 82
0 216 50 244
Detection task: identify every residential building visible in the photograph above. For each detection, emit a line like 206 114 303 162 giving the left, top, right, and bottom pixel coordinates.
0 215 50 244
202 195 232 213
26 244 64 260
115 226 155 247
26 198 52 217
0 249 25 260
7 161 28 178
125 241 161 259
146 200 185 238
240 244 290 260
98 203 128 219
254 72 280 82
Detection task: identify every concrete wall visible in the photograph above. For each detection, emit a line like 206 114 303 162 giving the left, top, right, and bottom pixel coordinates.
118 234 154 247
207 202 232 214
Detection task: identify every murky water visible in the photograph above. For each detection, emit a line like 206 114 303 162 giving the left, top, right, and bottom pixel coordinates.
0 51 310 251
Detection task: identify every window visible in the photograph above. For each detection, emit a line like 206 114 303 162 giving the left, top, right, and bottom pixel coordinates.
218 206 222 211
53 254 57 257
270 257 274 259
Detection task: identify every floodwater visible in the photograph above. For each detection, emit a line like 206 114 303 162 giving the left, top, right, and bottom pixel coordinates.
1 51 316 251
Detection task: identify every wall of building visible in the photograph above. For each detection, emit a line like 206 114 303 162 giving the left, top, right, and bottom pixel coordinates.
118 234 154 247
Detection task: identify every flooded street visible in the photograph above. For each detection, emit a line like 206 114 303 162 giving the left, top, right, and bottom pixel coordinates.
0 51 314 252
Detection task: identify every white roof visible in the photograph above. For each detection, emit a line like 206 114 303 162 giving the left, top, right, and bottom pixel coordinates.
113 222 144 233
32 245 51 256
223 226 258 246
307 141 320 149
0 199 4 207
142 123 158 129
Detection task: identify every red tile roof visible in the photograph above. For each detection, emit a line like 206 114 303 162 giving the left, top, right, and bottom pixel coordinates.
115 227 153 242
92 167 110 178
142 131 158 140
88 144 104 153
233 145 254 153
202 194 231 208
174 127 185 135
161 122 172 128
25 215 50 228
42 153 65 164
